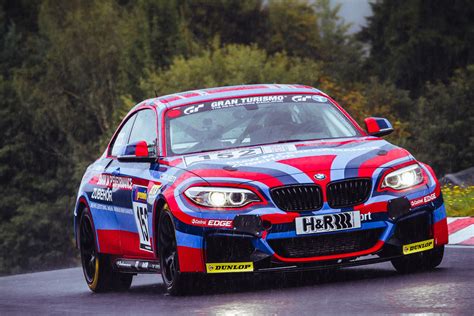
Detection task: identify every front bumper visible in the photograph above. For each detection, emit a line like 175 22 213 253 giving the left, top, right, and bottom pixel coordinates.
174 196 448 273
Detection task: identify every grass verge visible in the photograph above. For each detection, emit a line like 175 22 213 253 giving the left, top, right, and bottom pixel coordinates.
442 185 474 217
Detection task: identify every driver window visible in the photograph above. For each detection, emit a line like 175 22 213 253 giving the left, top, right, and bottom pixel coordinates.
128 109 158 148
110 114 137 156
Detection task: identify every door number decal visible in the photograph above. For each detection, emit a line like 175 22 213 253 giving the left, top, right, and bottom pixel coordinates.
132 186 152 252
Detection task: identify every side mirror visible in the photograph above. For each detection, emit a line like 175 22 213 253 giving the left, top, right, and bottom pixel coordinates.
118 141 156 162
364 117 394 137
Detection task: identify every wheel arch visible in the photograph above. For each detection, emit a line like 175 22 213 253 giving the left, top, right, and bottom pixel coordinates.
75 196 90 249
153 195 167 257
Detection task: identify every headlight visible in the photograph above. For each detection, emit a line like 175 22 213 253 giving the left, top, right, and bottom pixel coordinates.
382 164 424 190
184 187 261 208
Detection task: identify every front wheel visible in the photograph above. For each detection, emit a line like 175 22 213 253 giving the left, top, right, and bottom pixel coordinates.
391 245 444 273
158 207 199 295
79 207 133 292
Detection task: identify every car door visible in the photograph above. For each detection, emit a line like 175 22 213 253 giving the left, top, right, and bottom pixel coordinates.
111 108 159 258
83 112 138 256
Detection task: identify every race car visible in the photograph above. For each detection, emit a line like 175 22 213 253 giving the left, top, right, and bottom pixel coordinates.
74 84 448 295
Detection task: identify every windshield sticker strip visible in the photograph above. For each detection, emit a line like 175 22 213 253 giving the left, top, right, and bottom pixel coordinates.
180 94 329 116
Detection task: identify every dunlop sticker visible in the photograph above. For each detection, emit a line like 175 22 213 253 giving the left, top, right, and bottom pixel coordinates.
402 239 434 255
206 262 254 274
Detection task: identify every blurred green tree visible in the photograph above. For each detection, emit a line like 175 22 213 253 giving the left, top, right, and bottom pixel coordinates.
359 0 474 95
0 0 79 273
180 0 266 47
140 44 322 95
261 0 321 58
408 66 474 175
1 0 140 273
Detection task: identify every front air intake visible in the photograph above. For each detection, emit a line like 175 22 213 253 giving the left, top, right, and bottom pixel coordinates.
270 184 323 211
326 178 372 208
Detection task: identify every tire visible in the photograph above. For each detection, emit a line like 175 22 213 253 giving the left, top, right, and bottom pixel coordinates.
391 245 444 274
79 207 133 292
422 245 444 269
158 206 199 295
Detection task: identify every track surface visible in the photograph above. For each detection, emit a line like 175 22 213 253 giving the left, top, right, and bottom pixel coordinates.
1 247 473 315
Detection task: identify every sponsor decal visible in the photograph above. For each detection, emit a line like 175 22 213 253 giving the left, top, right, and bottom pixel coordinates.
116 260 160 271
133 186 148 203
210 98 240 109
132 186 152 252
183 104 205 115
361 212 372 221
90 202 133 215
291 95 328 103
292 95 313 102
402 239 434 255
148 184 162 197
191 218 233 228
312 95 328 103
184 147 263 166
91 188 113 202
207 220 232 227
191 219 207 225
210 95 285 110
261 144 297 154
295 211 361 235
206 262 254 273
116 260 132 268
176 94 330 117
97 174 133 190
149 263 161 270
159 173 176 184
410 192 437 208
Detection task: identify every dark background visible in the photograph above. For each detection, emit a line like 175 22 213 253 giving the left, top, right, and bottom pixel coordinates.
0 0 473 275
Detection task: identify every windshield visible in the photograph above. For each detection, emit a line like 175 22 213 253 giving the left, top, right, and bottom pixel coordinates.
166 94 360 155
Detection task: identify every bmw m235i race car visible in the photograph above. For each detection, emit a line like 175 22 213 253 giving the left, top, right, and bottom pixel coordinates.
74 84 448 295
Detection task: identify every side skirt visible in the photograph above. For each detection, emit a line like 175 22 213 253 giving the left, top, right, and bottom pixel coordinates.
114 259 161 274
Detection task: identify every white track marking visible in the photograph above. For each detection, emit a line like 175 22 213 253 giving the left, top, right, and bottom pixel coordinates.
448 217 468 224
445 244 474 249
449 224 474 244
447 217 458 224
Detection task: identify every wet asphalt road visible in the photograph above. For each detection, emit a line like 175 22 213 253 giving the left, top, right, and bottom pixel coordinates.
1 246 473 315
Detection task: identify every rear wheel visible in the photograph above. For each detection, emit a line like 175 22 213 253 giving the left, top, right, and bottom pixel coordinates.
391 245 444 273
79 207 133 292
159 207 199 295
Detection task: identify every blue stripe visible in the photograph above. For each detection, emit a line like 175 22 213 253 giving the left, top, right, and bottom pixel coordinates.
175 230 203 248
433 204 447 223
344 144 394 178
380 222 394 241
188 163 301 185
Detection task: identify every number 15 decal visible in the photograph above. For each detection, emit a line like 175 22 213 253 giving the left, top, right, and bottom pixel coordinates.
132 186 152 252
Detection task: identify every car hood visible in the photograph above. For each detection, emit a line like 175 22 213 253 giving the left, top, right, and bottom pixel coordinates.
171 137 414 185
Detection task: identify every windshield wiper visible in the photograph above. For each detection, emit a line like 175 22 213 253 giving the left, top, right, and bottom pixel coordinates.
275 139 304 144
250 139 305 147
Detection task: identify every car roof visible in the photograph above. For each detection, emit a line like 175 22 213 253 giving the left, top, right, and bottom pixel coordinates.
132 84 325 112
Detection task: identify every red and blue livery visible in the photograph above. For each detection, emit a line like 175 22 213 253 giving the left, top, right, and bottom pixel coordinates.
74 84 448 295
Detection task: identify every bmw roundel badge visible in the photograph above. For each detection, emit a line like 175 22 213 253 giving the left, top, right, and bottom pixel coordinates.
314 173 326 180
